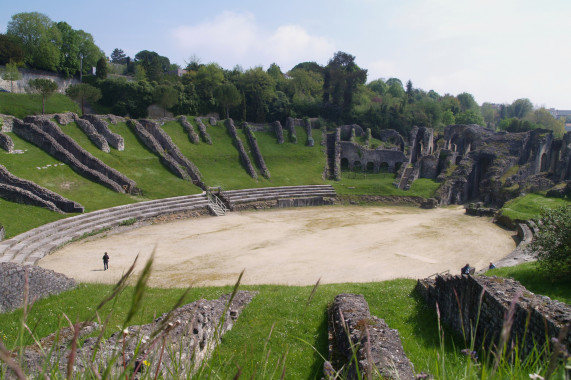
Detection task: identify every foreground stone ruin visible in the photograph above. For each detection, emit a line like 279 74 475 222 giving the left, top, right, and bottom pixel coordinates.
417 274 571 356
0 262 76 313
19 291 257 378
329 293 415 380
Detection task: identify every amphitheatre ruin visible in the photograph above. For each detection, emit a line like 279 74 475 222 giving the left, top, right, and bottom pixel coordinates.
0 111 569 378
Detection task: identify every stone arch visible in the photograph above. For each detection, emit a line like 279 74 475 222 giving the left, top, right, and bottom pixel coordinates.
540 152 549 172
341 158 349 171
366 162 375 173
379 162 389 173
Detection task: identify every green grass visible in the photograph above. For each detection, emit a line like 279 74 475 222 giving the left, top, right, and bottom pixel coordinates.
0 93 80 119
485 261 571 304
0 279 470 379
331 173 441 198
500 193 570 221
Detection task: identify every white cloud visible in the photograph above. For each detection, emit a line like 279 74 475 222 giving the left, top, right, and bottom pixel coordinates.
170 11 334 70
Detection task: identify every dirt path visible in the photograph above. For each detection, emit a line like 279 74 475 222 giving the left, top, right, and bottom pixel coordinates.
38 206 516 287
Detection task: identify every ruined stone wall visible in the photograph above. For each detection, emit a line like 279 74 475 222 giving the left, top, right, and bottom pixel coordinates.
13 117 137 194
285 117 297 143
303 119 315 146
0 263 76 314
130 119 204 188
340 141 406 172
73 116 110 152
272 121 284 144
0 225 4 240
378 129 406 151
0 67 79 94
82 114 125 150
0 114 16 132
195 117 213 144
339 124 365 141
225 119 257 179
0 132 14 152
329 294 415 379
417 275 571 357
0 164 83 213
243 123 270 179
178 115 199 144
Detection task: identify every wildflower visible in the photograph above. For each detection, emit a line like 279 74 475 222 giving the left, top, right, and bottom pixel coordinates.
415 372 431 379
143 360 150 367
460 348 478 362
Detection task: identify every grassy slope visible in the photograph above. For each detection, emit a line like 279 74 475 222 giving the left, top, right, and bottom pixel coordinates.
500 193 570 221
0 93 80 119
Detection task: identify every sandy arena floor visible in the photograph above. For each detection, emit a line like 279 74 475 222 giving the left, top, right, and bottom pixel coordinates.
38 206 516 287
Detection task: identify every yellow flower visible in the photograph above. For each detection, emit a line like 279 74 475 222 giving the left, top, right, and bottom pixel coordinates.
143 360 150 367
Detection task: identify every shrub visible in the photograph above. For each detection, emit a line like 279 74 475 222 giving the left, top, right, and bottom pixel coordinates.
531 205 571 277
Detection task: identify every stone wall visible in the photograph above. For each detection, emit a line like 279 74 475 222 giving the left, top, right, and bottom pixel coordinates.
243 123 270 179
82 114 125 151
0 67 79 94
272 120 284 144
0 164 84 213
277 196 332 208
0 114 16 132
304 119 315 146
73 116 110 152
21 291 256 377
225 119 257 179
329 293 415 379
0 263 76 314
285 117 297 143
416 274 571 357
178 115 199 144
0 132 14 152
13 117 138 194
340 141 406 173
130 119 204 188
195 117 213 144
0 224 4 240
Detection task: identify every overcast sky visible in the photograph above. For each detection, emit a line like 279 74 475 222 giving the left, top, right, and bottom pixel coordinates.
1 0 569 109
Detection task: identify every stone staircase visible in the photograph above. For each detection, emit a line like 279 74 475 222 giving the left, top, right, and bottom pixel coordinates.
397 166 414 190
0 194 209 266
221 185 336 208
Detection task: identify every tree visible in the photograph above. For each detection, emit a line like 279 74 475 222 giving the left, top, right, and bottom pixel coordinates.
28 78 58 114
7 12 61 71
457 92 478 112
154 84 178 117
481 102 499 129
508 98 533 119
531 205 571 278
442 109 455 126
405 80 414 103
213 82 241 118
455 109 484 125
96 57 107 79
367 79 387 95
56 21 80 78
1 61 21 92
110 48 127 64
134 50 169 82
525 108 565 137
65 83 101 115
76 30 104 77
0 34 24 65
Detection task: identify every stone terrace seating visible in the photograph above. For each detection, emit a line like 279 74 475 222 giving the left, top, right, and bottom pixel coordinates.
0 194 209 266
221 185 336 207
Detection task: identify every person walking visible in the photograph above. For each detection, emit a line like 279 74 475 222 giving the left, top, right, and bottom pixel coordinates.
103 252 109 271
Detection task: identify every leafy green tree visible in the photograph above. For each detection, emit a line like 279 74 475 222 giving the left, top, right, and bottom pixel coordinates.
525 108 565 137
498 118 537 133
387 82 405 98
455 109 484 125
134 65 146 81
531 205 571 278
56 21 80 78
97 78 154 118
154 84 178 116
96 57 107 79
386 78 403 88
0 34 24 65
7 12 61 71
238 67 276 122
367 79 387 95
213 82 241 118
65 83 101 115
76 30 104 76
193 63 225 114
457 92 479 112
481 102 499 129
134 50 169 82
110 48 127 64
1 61 21 92
508 98 533 119
322 51 367 122
442 109 455 126
28 78 58 114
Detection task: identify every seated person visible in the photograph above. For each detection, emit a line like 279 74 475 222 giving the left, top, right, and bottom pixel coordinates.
461 263 471 275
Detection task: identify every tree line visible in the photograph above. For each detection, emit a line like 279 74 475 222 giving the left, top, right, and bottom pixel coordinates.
1 12 565 138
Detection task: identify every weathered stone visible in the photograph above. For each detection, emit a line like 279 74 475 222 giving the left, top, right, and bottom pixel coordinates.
329 293 415 380
13 117 138 194
243 122 270 179
0 263 76 314
0 165 84 213
272 120 284 144
82 114 125 150
22 291 256 377
0 132 14 152
340 141 406 173
417 275 571 357
420 198 438 209
0 114 16 132
195 117 213 144
285 117 297 143
73 115 110 152
0 224 5 240
178 115 200 144
225 119 257 179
